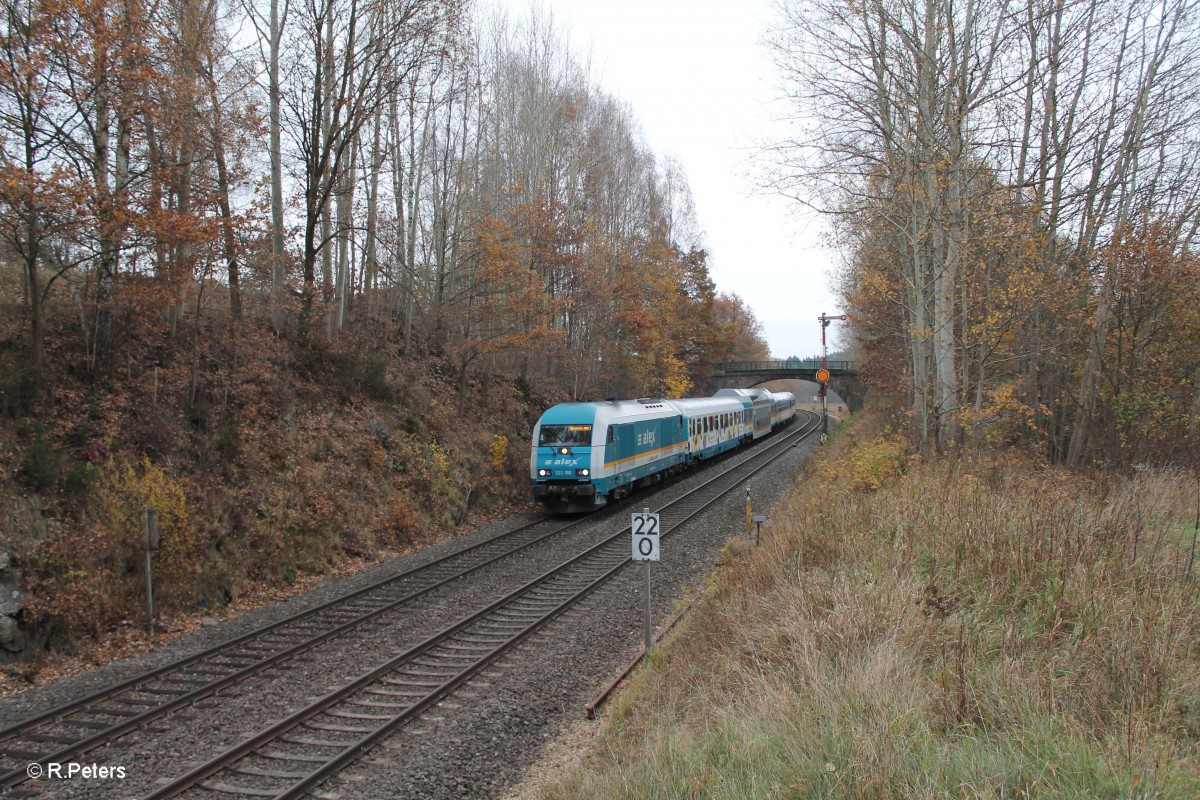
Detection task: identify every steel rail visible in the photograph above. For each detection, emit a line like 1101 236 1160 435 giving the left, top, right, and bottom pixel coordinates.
140 411 820 799
0 510 604 790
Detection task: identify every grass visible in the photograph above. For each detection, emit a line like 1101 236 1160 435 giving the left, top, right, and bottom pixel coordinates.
531 418 1200 799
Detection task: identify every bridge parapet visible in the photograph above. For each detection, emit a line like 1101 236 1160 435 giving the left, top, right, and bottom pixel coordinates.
711 360 857 377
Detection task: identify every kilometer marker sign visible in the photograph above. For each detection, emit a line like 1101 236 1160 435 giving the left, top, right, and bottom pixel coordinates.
631 510 660 561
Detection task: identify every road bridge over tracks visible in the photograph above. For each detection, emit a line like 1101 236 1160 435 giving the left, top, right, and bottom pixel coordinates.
705 360 865 411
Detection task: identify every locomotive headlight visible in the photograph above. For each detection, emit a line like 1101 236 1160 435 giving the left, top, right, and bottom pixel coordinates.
577 468 590 477
538 469 549 477
559 447 570 455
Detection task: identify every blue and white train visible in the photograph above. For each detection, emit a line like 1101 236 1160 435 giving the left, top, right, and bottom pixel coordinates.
530 389 796 513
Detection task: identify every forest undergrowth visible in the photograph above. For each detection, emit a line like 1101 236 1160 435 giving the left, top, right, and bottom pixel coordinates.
538 412 1200 798
0 310 549 687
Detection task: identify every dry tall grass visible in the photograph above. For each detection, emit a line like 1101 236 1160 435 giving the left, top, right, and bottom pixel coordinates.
536 423 1200 798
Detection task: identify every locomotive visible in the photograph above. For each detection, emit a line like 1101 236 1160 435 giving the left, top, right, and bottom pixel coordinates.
530 389 796 513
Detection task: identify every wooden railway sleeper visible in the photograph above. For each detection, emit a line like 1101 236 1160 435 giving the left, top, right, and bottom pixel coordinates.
87 705 143 717
160 677 214 687
470 623 526 634
362 687 426 699
381 673 447 684
343 698 406 710
423 650 484 663
324 709 394 722
199 779 280 796
256 749 332 763
454 632 511 643
304 721 373 734
389 670 455 682
383 676 448 689
58 719 113 730
278 735 355 748
229 765 311 780
25 733 78 744
437 644 495 656
0 747 43 760
507 599 561 611
409 656 469 668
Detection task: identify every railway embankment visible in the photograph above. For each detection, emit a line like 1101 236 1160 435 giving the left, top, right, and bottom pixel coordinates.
520 411 1200 798
0 325 551 683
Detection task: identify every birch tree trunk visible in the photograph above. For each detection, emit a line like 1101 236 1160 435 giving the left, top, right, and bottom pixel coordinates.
269 0 288 333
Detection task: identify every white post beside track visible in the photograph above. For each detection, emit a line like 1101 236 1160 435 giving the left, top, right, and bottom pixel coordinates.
631 508 660 655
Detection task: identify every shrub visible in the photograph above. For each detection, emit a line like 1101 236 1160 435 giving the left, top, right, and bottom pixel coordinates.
94 456 195 581
24 455 198 641
844 432 907 492
489 435 509 474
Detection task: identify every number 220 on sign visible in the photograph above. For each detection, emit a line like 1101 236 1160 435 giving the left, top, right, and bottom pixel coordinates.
631 511 660 561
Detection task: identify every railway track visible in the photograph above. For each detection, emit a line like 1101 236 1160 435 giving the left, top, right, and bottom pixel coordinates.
137 411 821 799
0 509 619 793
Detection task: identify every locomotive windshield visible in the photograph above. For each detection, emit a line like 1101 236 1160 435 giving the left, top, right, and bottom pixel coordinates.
539 424 592 446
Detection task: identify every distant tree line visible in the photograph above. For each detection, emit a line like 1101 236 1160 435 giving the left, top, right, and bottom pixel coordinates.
0 0 769 406
768 0 1200 465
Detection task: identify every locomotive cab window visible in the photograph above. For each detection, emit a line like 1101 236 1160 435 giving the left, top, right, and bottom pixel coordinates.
540 424 592 447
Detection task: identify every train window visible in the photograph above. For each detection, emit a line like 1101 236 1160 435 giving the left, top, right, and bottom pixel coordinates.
540 425 593 446
607 427 614 444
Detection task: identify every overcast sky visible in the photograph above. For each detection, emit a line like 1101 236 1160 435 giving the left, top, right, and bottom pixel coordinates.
494 0 846 359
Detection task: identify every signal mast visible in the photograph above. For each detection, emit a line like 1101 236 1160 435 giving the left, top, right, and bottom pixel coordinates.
817 312 847 441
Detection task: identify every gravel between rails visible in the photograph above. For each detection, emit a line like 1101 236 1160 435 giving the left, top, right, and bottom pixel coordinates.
3 421 822 800
0 509 546 731
328 428 822 800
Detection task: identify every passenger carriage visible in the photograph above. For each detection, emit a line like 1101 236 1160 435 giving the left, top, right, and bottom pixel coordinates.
714 388 773 440
765 390 796 429
673 397 748 461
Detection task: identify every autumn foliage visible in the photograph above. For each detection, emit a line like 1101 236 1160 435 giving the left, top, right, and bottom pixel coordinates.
769 0 1200 465
0 5 767 650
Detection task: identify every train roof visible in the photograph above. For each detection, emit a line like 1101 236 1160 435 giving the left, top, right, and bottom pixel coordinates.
537 403 601 427
536 399 678 428
671 396 746 415
715 388 771 405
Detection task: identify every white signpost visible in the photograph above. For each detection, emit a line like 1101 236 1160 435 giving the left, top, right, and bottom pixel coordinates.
632 509 660 654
